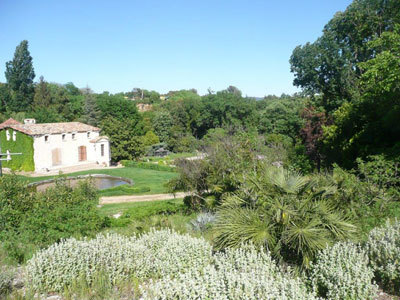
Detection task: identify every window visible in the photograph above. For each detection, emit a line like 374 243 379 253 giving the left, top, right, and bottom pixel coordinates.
101 144 105 157
12 131 16 141
44 135 49 143
87 132 91 138
72 133 76 140
6 130 10 141
62 134 66 141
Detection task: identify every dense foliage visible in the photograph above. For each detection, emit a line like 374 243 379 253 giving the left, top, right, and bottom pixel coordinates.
0 175 109 263
0 129 34 171
290 0 400 167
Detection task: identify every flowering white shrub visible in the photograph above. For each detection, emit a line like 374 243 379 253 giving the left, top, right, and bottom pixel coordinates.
141 244 318 300
309 241 377 300
365 219 400 288
26 229 212 292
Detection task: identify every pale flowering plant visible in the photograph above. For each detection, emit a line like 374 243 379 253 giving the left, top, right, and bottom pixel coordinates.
140 244 319 300
26 229 212 292
365 219 400 292
309 241 378 300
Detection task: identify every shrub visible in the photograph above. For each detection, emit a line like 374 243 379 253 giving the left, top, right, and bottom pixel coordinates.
26 229 212 292
141 244 318 300
0 176 109 263
189 212 215 232
309 242 377 300
365 220 400 293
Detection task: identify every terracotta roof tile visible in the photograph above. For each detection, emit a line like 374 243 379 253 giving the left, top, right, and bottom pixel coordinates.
1 122 100 136
0 118 22 129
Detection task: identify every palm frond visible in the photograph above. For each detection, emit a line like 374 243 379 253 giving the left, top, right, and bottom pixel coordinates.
214 207 276 251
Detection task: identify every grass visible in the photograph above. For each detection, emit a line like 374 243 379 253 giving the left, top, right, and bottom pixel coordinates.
99 198 215 242
99 198 184 217
18 166 177 196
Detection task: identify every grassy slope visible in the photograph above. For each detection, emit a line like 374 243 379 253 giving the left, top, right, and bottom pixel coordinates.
99 198 184 216
18 167 177 196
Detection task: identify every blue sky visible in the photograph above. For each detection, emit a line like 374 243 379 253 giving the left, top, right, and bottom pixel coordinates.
0 0 352 96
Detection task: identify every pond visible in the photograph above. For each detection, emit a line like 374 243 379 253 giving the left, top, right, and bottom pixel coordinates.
30 175 133 192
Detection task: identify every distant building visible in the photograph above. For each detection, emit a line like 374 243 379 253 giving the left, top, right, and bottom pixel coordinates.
0 118 111 172
136 103 153 112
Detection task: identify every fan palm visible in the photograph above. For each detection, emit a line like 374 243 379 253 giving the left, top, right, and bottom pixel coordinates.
214 166 357 268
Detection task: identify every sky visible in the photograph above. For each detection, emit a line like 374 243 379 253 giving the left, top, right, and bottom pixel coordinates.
0 0 353 97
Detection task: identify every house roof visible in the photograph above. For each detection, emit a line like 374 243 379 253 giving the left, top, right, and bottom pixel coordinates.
0 119 100 136
90 136 109 143
0 118 22 129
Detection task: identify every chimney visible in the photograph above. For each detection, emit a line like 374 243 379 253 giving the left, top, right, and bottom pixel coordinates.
24 119 36 124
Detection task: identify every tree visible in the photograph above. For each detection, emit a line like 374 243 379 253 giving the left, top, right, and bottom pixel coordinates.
152 110 174 143
33 76 52 107
82 87 100 126
101 117 145 161
142 131 160 147
323 26 400 166
5 40 35 111
0 83 11 113
290 0 400 113
300 106 327 171
257 96 306 141
225 85 242 97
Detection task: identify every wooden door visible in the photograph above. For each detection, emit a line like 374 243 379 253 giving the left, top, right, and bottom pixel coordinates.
52 148 62 166
78 146 87 161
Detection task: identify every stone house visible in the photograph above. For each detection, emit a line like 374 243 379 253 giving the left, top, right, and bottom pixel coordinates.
0 118 111 172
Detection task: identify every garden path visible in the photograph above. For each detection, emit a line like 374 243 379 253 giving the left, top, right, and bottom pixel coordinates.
100 192 188 204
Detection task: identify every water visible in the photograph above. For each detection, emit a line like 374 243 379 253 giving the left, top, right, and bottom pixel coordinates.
34 176 130 192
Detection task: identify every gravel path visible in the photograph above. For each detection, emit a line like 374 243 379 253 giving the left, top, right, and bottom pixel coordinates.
100 192 188 204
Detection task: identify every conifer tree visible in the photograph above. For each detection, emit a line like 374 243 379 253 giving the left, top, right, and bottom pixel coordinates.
33 76 52 107
5 40 35 111
82 87 100 126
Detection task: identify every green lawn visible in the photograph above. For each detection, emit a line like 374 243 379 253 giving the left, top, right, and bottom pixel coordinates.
99 198 184 216
19 166 177 196
100 198 209 239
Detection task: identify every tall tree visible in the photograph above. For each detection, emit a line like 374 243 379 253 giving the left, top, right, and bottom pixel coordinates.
81 87 100 126
323 26 400 167
5 40 35 111
33 76 52 107
290 0 400 113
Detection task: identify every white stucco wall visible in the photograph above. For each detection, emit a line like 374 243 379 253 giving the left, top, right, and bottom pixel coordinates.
33 131 111 171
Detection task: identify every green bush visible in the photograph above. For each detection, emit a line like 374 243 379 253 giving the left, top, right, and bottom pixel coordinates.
120 161 176 172
0 175 110 263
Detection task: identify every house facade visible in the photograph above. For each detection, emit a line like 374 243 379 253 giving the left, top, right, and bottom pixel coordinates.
0 118 111 172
